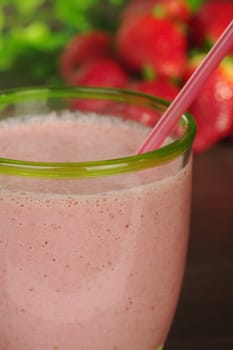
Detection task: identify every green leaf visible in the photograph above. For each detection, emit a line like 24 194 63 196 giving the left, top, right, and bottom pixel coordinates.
0 8 4 31
54 0 94 30
22 22 50 45
0 38 15 70
0 54 12 71
14 0 45 16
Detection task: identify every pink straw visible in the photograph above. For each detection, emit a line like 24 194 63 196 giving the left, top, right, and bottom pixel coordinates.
137 20 233 154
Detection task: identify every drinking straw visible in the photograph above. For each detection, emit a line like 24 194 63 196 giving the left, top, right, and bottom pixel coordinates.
137 20 233 154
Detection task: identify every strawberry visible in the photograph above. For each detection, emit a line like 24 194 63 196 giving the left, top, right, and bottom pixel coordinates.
185 54 233 153
130 78 179 101
128 79 179 126
115 14 188 80
105 79 179 127
59 31 112 82
122 0 191 24
69 57 128 112
191 0 233 53
70 57 128 88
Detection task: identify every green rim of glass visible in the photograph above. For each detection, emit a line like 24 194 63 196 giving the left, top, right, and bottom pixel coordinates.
0 87 196 178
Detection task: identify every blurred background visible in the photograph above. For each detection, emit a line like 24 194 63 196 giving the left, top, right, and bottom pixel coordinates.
0 0 232 153
0 0 126 87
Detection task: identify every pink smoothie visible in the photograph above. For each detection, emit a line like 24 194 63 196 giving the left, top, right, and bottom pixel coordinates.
0 113 192 350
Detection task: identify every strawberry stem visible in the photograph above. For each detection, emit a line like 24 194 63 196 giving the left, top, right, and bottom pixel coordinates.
156 345 164 350
152 5 166 19
186 0 204 13
143 64 157 81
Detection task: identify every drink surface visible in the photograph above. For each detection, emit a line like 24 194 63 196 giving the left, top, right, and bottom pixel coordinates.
0 112 192 350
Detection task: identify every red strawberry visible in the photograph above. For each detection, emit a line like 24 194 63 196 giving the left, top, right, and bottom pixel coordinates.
130 78 179 101
70 57 128 88
69 58 128 112
116 14 188 80
191 0 233 52
122 0 191 24
105 79 179 127
59 31 112 82
126 79 179 126
185 54 233 153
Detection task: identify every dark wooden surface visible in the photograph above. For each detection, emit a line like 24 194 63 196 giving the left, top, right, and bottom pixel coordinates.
166 142 233 349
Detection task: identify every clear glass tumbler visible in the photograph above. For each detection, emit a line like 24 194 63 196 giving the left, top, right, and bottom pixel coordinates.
0 87 196 350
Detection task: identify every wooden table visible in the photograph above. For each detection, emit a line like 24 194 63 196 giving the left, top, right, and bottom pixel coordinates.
166 142 233 349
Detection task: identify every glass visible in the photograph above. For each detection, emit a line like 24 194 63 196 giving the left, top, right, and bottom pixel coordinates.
0 87 196 350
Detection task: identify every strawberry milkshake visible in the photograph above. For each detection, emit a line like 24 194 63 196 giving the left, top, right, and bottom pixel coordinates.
0 88 195 350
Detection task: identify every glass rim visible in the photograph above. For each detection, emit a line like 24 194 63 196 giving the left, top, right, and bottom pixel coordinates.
0 86 196 178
